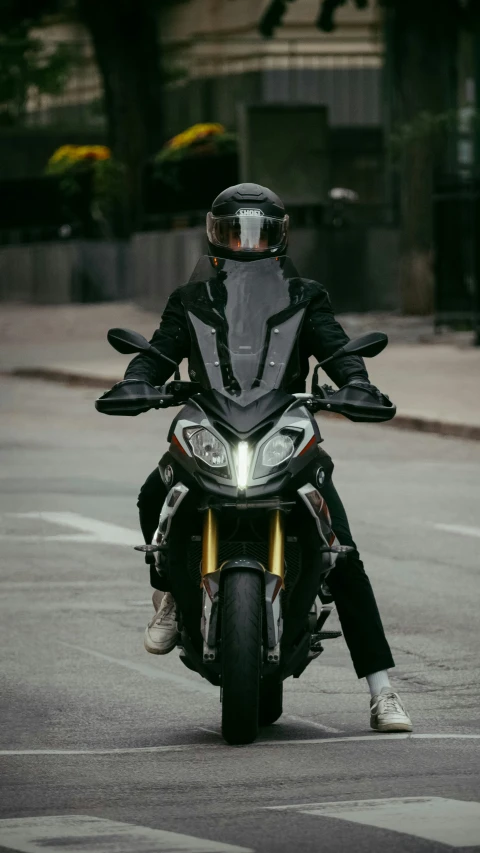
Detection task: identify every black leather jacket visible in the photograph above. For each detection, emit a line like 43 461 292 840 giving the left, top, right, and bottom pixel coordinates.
124 278 368 391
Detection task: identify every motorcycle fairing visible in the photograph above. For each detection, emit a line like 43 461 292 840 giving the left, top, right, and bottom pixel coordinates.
179 255 312 407
167 398 319 498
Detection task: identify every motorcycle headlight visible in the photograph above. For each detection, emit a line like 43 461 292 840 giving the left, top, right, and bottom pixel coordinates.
253 428 303 479
184 427 230 478
262 433 295 468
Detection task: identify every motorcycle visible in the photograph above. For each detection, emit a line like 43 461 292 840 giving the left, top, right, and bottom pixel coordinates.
96 255 395 745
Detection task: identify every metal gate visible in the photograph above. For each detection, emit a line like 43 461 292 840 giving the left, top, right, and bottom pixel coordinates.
433 177 480 342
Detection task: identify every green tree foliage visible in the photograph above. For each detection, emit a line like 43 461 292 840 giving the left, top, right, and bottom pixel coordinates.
0 0 168 233
0 0 79 125
0 33 78 125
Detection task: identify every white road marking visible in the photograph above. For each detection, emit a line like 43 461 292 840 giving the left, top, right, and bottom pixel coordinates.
0 815 252 853
265 796 480 848
261 733 480 745
285 715 341 734
0 534 100 543
0 745 194 756
59 642 216 695
0 581 143 589
1 733 480 757
2 512 139 546
434 522 480 539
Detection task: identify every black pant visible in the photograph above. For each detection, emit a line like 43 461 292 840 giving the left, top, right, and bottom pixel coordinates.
137 468 394 679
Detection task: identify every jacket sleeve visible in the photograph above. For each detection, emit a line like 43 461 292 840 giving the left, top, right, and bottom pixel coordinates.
124 289 190 386
302 283 369 387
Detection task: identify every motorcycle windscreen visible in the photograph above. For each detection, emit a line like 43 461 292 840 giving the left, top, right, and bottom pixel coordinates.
184 255 307 406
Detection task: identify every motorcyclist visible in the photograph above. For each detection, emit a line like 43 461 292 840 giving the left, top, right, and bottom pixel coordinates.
124 183 412 733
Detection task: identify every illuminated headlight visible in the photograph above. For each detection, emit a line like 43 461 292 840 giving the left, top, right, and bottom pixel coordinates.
184 427 230 478
253 429 303 479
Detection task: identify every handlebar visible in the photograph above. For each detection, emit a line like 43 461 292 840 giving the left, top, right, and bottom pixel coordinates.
95 379 201 416
304 383 396 423
96 380 395 423
294 391 344 415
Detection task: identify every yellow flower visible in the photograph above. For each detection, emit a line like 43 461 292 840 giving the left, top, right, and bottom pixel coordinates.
166 123 225 150
76 145 111 161
48 145 78 164
48 144 112 167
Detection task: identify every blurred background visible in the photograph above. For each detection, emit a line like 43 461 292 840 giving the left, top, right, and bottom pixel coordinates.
0 0 479 338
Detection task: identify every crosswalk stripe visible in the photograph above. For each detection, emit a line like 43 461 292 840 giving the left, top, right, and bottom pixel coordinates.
434 522 480 539
0 815 253 853
58 642 216 695
285 715 341 734
266 796 480 847
2 512 139 546
1 732 480 757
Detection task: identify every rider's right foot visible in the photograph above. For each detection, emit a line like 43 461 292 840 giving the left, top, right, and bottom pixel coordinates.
370 687 413 732
144 591 178 655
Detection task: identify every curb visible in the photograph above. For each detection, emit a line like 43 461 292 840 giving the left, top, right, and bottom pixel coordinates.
382 414 480 442
4 367 119 390
5 366 480 442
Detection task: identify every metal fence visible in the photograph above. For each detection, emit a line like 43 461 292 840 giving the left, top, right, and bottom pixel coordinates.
0 221 400 313
433 177 480 339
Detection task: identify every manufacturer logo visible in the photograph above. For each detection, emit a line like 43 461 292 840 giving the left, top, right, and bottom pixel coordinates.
162 464 174 487
236 208 263 216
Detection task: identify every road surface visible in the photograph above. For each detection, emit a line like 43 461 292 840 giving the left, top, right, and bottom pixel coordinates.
1 375 479 852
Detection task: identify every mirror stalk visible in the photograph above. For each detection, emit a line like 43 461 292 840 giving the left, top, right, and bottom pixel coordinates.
148 345 178 369
316 347 345 370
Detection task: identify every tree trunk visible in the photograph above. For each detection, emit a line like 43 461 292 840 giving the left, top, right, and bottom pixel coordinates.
78 0 164 235
390 0 459 314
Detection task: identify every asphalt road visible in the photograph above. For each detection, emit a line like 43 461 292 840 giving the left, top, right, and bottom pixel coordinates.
1 375 479 853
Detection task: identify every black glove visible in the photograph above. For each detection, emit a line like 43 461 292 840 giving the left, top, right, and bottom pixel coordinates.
95 379 161 416
346 378 390 403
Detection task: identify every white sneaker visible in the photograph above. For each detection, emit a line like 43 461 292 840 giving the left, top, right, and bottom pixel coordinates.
144 591 178 655
370 687 413 733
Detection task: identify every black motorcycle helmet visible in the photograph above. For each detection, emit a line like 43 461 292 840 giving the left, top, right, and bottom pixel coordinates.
206 183 289 261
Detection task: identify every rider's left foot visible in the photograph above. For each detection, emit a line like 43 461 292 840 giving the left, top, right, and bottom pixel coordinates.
370 687 413 732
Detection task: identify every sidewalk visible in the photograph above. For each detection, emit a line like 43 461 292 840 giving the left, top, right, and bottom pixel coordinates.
1 302 479 439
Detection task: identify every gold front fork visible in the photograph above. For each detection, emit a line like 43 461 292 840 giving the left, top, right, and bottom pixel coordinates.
202 507 284 583
268 509 285 587
202 507 218 578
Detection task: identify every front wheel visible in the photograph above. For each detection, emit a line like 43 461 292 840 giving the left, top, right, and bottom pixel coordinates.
221 571 262 745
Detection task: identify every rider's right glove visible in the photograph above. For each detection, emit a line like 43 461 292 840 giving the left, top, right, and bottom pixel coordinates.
346 377 390 403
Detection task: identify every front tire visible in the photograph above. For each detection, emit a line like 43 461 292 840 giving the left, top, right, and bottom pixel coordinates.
221 571 262 745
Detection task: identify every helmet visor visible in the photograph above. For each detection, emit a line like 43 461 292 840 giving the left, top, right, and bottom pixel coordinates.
207 212 288 253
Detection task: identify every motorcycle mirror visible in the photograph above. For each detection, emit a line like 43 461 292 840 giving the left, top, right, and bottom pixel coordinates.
107 327 179 369
341 332 388 359
107 328 151 355
313 332 388 384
